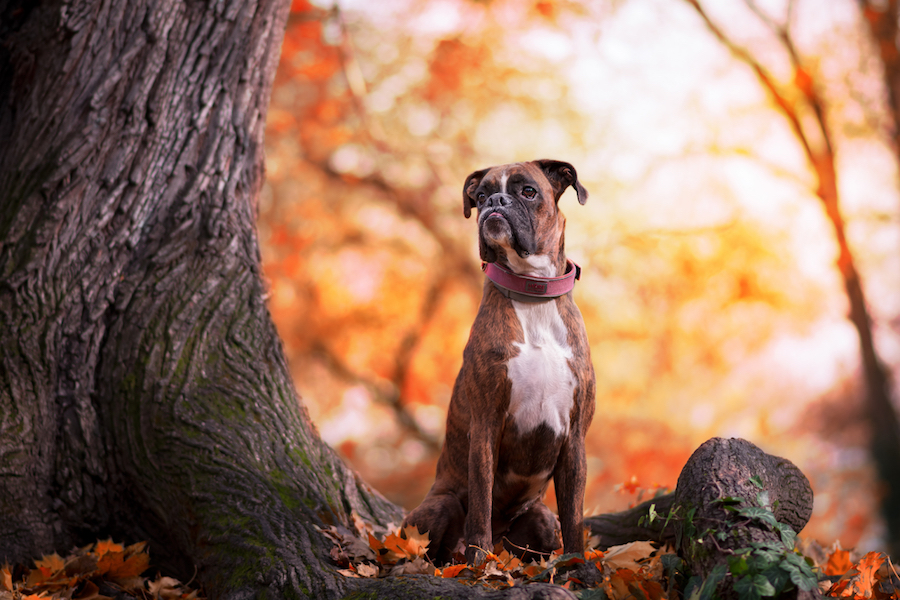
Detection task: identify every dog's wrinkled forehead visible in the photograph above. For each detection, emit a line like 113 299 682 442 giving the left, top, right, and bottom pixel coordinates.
463 159 587 219
472 163 551 197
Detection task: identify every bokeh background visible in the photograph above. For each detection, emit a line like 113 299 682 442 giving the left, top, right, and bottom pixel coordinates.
259 0 900 554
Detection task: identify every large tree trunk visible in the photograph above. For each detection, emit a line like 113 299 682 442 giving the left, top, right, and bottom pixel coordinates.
0 1 407 598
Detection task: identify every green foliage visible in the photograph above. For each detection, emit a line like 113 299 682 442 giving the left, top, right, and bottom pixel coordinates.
685 564 727 600
678 476 820 600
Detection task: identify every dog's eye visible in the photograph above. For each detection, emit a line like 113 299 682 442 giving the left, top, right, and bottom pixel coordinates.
522 186 537 199
476 192 486 203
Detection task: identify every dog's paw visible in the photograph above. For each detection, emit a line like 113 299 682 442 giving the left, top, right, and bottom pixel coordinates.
465 545 488 566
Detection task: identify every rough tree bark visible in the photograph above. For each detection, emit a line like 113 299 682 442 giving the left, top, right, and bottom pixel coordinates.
0 1 818 599
0 1 407 598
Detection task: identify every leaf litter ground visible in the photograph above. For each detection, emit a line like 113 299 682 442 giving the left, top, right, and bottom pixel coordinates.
3 532 898 600
1 540 202 600
319 519 900 600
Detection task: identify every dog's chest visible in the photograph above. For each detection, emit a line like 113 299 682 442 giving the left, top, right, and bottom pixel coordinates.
506 301 576 436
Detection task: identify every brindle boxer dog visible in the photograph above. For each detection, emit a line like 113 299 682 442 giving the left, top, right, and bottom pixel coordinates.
403 159 596 565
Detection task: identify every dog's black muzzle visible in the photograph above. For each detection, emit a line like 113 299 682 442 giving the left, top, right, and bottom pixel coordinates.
477 195 536 263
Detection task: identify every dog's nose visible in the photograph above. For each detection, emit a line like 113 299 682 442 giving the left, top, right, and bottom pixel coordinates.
485 193 511 209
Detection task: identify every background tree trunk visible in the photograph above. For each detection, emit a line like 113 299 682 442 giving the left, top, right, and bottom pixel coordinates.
686 0 900 557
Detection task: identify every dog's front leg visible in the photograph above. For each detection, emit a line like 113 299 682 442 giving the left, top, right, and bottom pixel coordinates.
464 416 501 565
554 432 587 555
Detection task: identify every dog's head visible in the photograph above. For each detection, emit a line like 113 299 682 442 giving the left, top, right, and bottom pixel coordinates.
462 160 588 274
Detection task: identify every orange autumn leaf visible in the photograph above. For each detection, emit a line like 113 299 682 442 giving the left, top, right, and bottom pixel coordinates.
96 542 150 580
825 549 854 577
440 564 469 578
400 525 430 557
496 551 522 572
522 564 543 578
94 540 124 557
366 532 384 552
856 552 885 595
1 564 12 592
832 552 887 599
34 554 65 576
585 548 605 562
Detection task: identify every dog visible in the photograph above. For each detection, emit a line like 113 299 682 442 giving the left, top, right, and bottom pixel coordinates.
403 159 596 565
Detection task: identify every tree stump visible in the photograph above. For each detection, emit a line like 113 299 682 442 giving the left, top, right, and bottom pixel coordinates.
588 437 819 600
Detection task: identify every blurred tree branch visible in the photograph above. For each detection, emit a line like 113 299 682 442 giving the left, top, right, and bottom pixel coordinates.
857 1 900 169
685 0 900 555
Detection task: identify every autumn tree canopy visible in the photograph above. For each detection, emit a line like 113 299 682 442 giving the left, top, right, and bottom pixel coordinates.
263 0 900 554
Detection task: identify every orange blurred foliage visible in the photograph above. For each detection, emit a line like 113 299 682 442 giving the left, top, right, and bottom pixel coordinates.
261 0 897 553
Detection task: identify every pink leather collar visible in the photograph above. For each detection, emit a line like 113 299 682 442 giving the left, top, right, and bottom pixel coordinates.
483 259 581 302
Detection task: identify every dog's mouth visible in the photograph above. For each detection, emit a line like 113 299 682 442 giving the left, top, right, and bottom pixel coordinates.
479 209 513 243
478 207 535 261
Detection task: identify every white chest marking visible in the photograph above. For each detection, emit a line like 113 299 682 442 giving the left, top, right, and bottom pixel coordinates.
506 300 575 436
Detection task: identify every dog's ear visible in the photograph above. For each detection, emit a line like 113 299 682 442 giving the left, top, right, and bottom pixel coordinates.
534 159 588 205
463 167 490 218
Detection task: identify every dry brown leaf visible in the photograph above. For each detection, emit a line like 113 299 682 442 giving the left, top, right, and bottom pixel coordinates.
389 557 434 576
356 563 379 578
602 541 656 572
336 569 360 578
147 575 187 600
64 554 98 578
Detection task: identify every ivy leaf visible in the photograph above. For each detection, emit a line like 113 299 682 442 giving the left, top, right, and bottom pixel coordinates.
761 564 790 594
780 552 818 592
736 506 779 529
694 564 727 600
735 573 777 600
776 524 797 548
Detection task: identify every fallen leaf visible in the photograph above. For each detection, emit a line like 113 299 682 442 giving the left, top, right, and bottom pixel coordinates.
93 541 123 558
336 569 360 578
585 549 605 562
356 563 379 578
1 565 12 592
147 576 185 600
856 552 885 597
390 556 435 576
825 549 854 577
440 564 469 578
603 541 656 572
